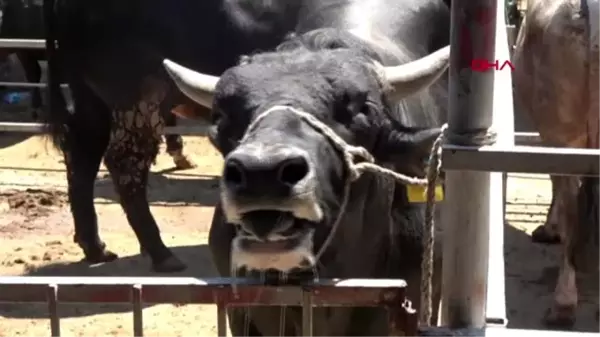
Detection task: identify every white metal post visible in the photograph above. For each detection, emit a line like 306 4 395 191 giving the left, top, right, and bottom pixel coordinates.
440 0 506 329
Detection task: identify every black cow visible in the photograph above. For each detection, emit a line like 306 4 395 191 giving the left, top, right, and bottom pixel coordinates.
43 0 301 271
0 0 193 168
164 0 450 334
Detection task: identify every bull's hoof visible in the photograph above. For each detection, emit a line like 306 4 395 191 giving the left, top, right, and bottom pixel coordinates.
84 249 119 264
173 154 197 170
531 225 561 244
543 306 576 329
168 149 197 170
152 255 187 273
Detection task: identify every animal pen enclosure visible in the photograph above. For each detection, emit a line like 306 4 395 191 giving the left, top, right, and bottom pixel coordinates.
0 0 598 335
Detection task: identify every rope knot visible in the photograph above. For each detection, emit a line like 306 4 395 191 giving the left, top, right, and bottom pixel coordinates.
345 145 375 181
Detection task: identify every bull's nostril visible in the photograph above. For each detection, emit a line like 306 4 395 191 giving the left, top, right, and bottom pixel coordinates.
224 160 246 187
278 157 309 185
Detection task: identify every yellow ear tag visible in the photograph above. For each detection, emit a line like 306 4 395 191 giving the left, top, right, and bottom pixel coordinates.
406 184 444 203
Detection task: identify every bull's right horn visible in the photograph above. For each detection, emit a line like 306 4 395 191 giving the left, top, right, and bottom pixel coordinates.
382 45 450 101
163 59 219 109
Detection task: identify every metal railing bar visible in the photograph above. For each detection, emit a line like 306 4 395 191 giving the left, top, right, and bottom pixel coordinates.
442 144 600 176
0 276 406 287
514 132 542 146
0 119 542 144
301 290 313 337
0 122 44 132
0 277 407 306
132 284 143 337
216 300 227 337
46 284 60 337
0 81 68 88
485 326 598 336
0 38 46 49
0 122 210 135
419 326 599 336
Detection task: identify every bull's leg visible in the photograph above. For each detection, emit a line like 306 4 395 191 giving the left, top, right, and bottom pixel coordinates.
532 174 562 244
544 176 579 328
16 51 43 120
162 107 196 170
103 89 186 272
65 82 117 262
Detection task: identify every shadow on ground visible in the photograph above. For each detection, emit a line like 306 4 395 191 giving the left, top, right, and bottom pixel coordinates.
504 222 599 332
93 172 221 207
0 132 36 150
0 244 218 319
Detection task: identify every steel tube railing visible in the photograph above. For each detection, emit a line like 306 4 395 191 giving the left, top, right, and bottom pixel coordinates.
0 276 416 337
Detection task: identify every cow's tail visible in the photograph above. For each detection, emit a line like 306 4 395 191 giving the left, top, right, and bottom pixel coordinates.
42 0 68 148
570 0 600 271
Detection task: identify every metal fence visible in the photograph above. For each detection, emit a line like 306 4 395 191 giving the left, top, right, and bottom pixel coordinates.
0 277 417 336
0 0 599 336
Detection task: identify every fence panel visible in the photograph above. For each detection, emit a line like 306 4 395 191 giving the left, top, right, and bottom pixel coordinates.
0 276 417 337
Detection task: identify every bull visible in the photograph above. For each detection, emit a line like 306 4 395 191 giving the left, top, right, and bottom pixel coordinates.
512 0 599 328
163 0 450 334
43 0 309 271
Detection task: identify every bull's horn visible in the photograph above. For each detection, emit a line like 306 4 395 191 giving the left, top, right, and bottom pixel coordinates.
383 45 450 101
163 59 219 109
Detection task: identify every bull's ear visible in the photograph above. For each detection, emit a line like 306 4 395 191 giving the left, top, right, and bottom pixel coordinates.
171 103 201 119
171 97 212 121
376 127 442 177
207 114 237 156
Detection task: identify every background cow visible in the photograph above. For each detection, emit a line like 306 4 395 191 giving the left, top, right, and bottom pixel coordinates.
512 0 599 328
0 0 193 168
164 0 450 334
43 0 302 272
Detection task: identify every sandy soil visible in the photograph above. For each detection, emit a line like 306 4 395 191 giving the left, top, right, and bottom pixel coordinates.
0 126 597 335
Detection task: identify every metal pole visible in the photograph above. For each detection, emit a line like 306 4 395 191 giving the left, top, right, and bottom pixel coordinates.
216 301 227 337
132 284 143 337
301 290 313 336
47 284 61 337
441 0 499 328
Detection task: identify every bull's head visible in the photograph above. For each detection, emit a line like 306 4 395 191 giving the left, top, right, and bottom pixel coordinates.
163 35 449 274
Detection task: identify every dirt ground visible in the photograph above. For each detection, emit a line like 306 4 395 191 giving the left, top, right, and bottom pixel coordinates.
0 123 597 335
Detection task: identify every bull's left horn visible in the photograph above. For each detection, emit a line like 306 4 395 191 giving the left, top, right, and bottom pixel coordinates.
382 45 450 101
163 59 219 109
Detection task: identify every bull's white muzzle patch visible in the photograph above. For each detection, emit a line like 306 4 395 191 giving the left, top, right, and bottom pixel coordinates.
406 184 444 203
